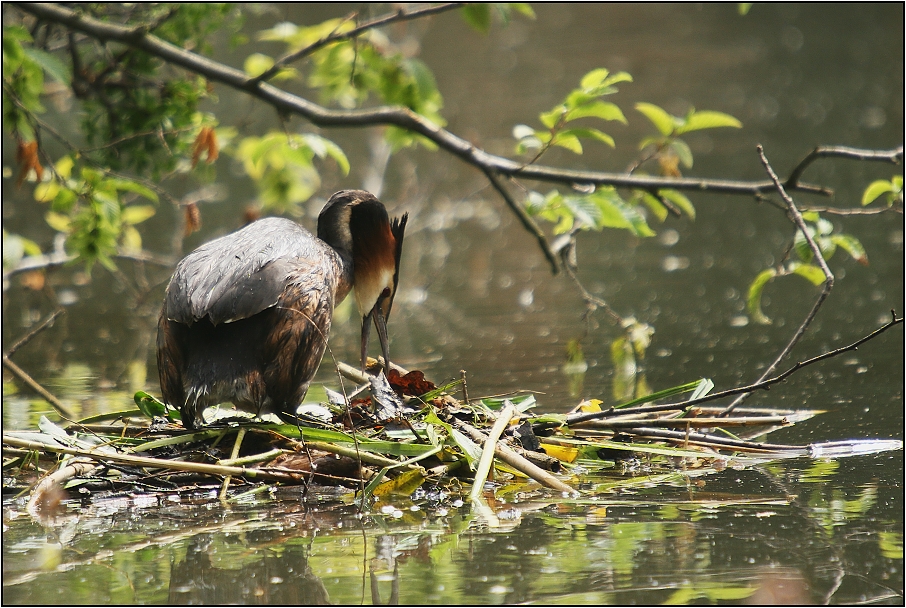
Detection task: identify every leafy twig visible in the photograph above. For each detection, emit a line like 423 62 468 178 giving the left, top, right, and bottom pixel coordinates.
253 3 465 83
16 3 831 200
720 145 835 414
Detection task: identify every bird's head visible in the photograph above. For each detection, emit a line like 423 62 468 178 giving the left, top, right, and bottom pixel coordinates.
318 190 408 371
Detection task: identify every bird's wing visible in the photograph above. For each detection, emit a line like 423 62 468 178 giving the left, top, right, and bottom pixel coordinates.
165 218 339 326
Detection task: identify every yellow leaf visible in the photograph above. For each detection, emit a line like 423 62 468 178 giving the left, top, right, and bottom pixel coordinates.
578 399 602 413
372 468 426 498
44 211 70 233
540 443 578 463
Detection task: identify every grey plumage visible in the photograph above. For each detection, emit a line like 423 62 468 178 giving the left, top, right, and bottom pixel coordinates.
157 190 405 430
164 217 349 327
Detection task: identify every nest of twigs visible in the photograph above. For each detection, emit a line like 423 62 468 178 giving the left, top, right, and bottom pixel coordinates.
3 361 901 519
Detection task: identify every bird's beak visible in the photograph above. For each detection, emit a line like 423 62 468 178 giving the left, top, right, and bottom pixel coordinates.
361 297 392 373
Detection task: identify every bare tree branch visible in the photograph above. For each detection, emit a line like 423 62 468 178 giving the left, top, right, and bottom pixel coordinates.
786 145 904 188
482 169 560 273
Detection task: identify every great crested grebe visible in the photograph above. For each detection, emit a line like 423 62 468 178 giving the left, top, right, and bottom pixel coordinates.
157 190 407 429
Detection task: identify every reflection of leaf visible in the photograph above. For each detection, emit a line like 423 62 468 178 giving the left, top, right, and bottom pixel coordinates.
798 459 839 483
371 468 427 498
879 531 903 560
664 582 755 605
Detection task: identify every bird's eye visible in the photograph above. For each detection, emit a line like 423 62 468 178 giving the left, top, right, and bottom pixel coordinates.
380 287 391 299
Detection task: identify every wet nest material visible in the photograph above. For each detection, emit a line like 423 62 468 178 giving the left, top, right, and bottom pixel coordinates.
3 362 902 517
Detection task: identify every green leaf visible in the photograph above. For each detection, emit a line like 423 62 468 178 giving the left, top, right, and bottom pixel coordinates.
829 234 869 265
243 53 274 78
566 101 627 124
669 138 694 169
638 191 668 222
560 127 615 148
789 262 827 286
658 189 696 219
461 4 492 32
600 71 633 89
134 390 167 418
540 106 567 129
302 134 350 175
591 189 655 237
371 468 427 498
512 124 536 140
111 179 159 203
33 181 59 203
747 268 777 325
635 102 676 136
793 229 814 263
861 179 896 206
54 156 74 179
22 47 71 86
509 3 536 19
550 132 583 154
121 225 142 254
676 110 742 134
52 188 77 213
121 205 156 225
580 68 611 90
563 194 600 228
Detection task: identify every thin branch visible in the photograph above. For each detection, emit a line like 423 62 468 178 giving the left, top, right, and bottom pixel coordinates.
721 145 836 414
2 434 309 483
447 415 574 493
2 355 74 418
254 3 465 83
15 3 830 199
4 309 64 357
482 169 560 274
3 248 174 280
786 145 904 188
560 244 625 325
798 204 903 216
538 312 902 428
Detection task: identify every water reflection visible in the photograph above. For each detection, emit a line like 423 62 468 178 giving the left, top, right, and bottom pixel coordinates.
3 456 902 605
2 3 902 604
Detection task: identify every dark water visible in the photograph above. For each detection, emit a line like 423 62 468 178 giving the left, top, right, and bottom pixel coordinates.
3 4 903 604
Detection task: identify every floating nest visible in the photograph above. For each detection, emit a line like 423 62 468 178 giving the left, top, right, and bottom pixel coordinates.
3 361 901 519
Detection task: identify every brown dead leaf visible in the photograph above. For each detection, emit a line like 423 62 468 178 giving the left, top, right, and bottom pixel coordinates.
16 140 43 187
387 369 436 396
183 202 201 236
191 127 218 168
